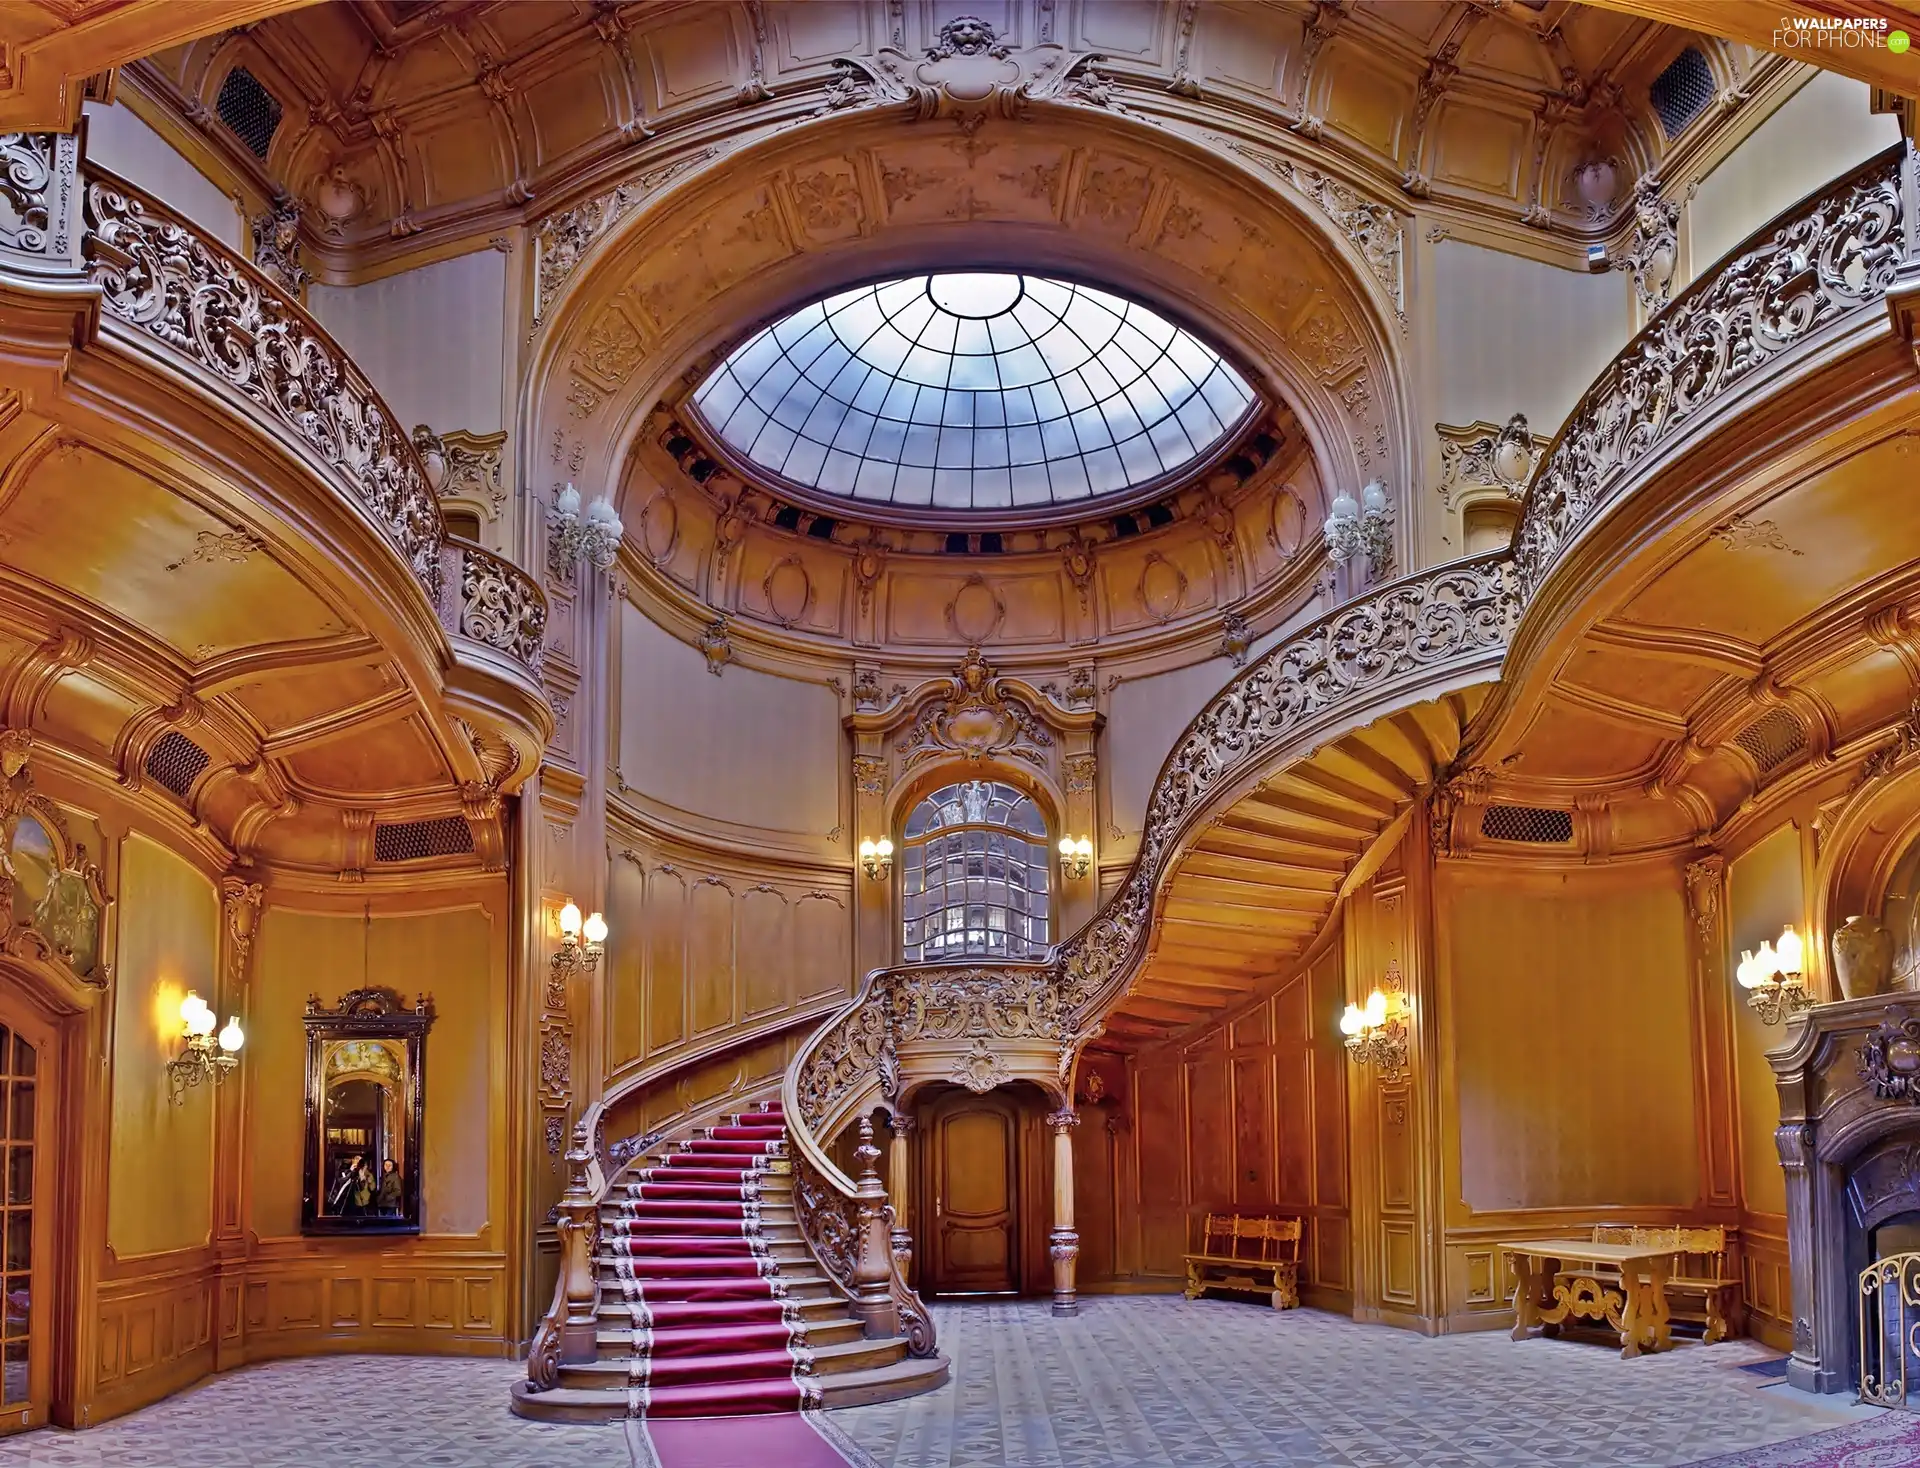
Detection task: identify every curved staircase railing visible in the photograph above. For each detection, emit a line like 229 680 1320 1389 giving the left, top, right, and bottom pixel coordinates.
777 143 1920 1293
779 553 1519 1286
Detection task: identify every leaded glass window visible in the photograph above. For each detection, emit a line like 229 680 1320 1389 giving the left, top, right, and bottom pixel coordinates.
900 780 1050 961
691 273 1256 514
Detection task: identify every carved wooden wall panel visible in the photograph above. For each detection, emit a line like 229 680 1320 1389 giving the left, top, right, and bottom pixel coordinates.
606 829 853 1089
1104 941 1350 1304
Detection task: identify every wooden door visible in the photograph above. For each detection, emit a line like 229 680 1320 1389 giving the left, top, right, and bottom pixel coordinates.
922 1091 1020 1295
0 1000 54 1435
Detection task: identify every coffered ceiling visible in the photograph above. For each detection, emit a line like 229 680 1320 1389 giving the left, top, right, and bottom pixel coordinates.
118 0 1786 268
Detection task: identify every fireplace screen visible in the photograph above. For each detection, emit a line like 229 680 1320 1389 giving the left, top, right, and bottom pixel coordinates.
1860 1251 1920 1406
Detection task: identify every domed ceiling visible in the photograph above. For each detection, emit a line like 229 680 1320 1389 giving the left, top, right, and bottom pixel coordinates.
689 272 1256 523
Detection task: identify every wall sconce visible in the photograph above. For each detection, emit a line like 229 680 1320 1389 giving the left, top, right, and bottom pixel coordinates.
1339 978 1409 1083
1058 836 1092 880
1322 481 1394 581
551 901 606 988
547 482 624 575
166 990 244 1104
1737 924 1811 1026
859 837 893 881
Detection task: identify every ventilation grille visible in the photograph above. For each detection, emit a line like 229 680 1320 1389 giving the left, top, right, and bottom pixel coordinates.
1733 706 1807 776
216 67 282 158
374 816 474 863
1650 47 1714 138
1479 804 1574 844
145 730 210 799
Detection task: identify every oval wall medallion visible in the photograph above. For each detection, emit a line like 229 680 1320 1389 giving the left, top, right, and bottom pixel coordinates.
640 491 678 564
764 557 813 627
1270 487 1307 557
1139 554 1188 624
948 575 1004 643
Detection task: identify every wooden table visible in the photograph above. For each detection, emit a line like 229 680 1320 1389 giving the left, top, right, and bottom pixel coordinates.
1499 1238 1674 1359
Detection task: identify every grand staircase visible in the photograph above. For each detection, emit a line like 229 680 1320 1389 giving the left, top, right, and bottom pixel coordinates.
512 1100 947 1421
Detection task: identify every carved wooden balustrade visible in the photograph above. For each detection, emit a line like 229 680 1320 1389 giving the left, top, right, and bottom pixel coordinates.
0 132 548 680
780 552 1521 1293
1512 141 1917 605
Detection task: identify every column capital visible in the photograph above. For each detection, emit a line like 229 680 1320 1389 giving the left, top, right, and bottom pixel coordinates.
1046 1106 1080 1133
888 1110 916 1137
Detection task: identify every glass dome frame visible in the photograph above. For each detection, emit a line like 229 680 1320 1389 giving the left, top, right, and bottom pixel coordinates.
684 268 1265 530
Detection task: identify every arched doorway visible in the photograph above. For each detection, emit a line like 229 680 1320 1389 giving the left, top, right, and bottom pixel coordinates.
915 1082 1053 1298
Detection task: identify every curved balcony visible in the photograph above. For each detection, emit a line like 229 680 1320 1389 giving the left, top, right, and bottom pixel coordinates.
1512 142 1915 611
0 133 548 688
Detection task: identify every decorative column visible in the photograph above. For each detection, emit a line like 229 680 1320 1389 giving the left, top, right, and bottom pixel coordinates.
1047 1106 1080 1317
887 1111 914 1277
850 1118 901 1338
213 874 262 1370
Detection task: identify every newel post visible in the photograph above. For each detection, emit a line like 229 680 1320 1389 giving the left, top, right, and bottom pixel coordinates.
850 1118 900 1338
556 1122 601 1362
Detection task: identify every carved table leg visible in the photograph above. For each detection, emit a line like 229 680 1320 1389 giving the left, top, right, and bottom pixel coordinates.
1509 1251 1541 1341
1184 1260 1204 1301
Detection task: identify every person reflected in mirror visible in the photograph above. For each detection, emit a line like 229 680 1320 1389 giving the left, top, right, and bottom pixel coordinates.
376 1157 403 1217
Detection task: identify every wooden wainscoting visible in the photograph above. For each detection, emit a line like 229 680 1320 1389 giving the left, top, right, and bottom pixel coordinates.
237 1243 510 1360
90 1242 510 1425
92 1249 218 1426
1741 1211 1792 1351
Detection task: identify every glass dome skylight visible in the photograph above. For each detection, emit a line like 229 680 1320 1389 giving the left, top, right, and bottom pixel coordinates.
690 273 1256 516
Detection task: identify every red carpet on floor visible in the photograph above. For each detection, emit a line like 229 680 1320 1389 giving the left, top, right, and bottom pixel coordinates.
628 1412 878 1468
607 1101 822 1417
1683 1413 1920 1467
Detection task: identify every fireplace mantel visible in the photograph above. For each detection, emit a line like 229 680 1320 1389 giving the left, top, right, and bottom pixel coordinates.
1771 992 1920 1394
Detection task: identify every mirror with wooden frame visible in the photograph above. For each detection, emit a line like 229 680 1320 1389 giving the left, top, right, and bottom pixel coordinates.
301 987 433 1235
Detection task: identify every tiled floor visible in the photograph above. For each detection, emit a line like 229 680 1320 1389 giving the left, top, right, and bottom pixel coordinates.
0 1299 1886 1468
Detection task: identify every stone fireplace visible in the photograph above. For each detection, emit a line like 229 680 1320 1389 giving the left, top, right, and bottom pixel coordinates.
1773 994 1920 1396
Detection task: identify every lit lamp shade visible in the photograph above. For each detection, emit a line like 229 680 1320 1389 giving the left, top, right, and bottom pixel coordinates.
1338 1003 1365 1037
180 991 216 1037
558 902 583 939
1775 925 1804 977
582 911 608 946
1364 989 1388 1027
876 837 893 860
1735 950 1764 989
218 1017 245 1053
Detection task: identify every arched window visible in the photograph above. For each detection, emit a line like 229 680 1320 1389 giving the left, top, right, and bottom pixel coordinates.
900 780 1050 961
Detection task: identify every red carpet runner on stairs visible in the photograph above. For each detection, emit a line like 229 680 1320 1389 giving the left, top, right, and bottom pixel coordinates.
608 1100 822 1417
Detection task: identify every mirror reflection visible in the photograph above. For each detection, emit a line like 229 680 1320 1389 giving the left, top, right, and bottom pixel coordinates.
302 988 432 1235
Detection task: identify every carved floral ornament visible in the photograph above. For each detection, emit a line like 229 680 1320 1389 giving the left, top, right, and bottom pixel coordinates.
814 15 1128 127
1436 415 1545 508
0 730 107 985
894 648 1055 771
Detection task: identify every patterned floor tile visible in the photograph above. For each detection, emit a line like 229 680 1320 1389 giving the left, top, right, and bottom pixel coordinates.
0 1300 1894 1468
831 1299 1885 1468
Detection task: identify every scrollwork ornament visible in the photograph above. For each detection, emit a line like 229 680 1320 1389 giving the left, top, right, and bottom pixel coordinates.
1514 150 1907 604
1861 1011 1920 1102
457 544 547 669
83 178 446 600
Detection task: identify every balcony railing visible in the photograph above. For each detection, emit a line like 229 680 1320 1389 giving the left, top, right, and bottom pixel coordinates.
1512 142 1914 604
782 551 1518 1215
0 132 548 680
782 146 1920 1251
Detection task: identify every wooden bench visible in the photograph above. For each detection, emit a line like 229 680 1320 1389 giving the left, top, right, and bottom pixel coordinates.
1584 1225 1745 1343
1183 1214 1302 1310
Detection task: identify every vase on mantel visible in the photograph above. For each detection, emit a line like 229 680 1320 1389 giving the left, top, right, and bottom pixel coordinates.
1832 915 1895 999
